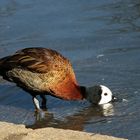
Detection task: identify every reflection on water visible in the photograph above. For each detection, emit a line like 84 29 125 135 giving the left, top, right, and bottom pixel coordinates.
27 103 114 130
100 103 114 117
0 103 115 131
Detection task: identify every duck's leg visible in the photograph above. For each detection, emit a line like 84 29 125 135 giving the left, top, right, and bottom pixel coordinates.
32 96 41 111
32 96 46 120
40 94 47 110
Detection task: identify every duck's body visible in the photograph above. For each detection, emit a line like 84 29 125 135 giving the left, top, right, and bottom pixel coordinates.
0 47 114 110
0 48 83 100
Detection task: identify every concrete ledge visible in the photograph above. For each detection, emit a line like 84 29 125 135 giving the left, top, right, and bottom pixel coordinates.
0 121 127 140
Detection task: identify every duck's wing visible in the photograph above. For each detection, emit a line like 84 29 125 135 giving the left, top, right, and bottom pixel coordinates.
2 48 69 73
0 48 83 99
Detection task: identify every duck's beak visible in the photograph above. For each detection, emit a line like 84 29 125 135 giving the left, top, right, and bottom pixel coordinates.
112 95 118 102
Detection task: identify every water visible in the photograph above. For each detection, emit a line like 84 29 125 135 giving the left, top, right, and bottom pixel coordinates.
0 0 140 139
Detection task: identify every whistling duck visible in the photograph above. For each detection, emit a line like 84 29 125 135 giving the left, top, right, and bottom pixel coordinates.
0 48 115 110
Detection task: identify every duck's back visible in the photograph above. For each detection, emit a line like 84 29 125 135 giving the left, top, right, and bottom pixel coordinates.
0 48 83 100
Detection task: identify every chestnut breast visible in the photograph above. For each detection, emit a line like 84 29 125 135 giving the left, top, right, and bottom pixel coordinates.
0 48 83 100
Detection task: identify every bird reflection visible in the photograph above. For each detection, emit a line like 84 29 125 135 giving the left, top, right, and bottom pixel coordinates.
26 103 114 131
100 103 114 117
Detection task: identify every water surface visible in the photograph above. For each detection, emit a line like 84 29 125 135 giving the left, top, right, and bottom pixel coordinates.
0 0 140 140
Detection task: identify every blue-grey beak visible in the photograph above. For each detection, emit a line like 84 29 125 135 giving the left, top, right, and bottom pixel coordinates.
112 95 118 102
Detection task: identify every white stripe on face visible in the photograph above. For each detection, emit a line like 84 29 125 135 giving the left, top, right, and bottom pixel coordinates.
98 85 112 105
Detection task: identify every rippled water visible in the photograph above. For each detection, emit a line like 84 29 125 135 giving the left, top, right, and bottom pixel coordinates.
0 0 140 139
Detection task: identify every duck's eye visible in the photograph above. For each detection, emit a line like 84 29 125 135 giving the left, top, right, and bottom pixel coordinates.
104 93 108 96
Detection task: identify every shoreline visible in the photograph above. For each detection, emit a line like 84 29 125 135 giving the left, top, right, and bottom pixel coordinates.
0 121 127 140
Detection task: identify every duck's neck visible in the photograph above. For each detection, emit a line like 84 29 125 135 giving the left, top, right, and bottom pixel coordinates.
80 85 103 104
79 86 88 99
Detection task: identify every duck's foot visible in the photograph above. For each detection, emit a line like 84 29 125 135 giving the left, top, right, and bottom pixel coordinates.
34 109 47 120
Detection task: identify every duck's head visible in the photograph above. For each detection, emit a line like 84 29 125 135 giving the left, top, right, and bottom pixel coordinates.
83 85 116 105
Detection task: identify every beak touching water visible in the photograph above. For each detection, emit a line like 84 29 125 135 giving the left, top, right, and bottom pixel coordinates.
112 95 118 102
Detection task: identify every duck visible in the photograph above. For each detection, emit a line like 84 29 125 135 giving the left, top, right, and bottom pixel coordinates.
0 47 115 111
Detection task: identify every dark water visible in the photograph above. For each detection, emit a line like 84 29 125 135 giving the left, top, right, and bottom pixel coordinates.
0 0 140 139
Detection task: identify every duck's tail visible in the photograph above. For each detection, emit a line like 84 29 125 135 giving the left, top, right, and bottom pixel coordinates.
0 56 11 74
0 56 10 65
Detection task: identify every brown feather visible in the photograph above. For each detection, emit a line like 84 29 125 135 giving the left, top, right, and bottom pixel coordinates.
0 48 83 100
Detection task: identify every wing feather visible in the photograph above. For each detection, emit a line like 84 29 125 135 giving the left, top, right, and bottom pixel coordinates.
4 48 69 73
